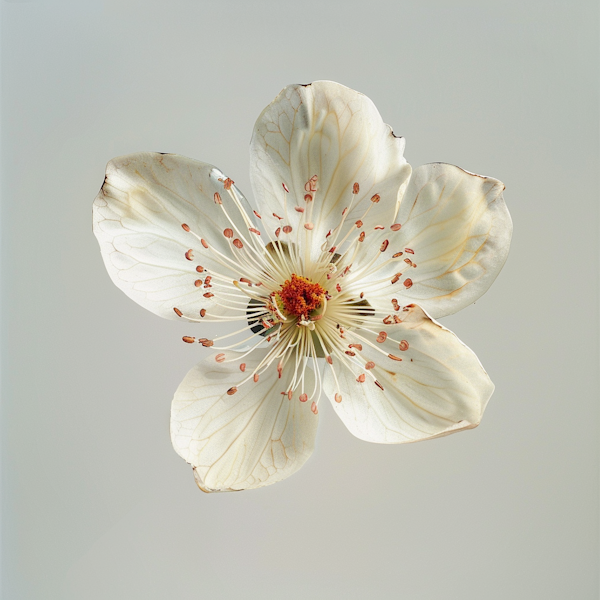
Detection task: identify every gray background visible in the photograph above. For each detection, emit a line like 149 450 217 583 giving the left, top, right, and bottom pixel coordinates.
1 0 598 598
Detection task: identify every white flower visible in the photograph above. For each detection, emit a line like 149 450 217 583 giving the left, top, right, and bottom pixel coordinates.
93 81 512 493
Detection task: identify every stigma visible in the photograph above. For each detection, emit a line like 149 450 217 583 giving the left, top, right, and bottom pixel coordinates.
277 274 325 319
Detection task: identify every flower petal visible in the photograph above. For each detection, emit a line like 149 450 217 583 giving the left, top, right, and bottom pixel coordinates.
250 81 411 256
354 163 511 318
323 304 493 444
92 152 255 320
170 350 318 492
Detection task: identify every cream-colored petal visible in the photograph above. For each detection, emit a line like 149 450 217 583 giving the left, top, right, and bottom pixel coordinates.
354 163 511 318
92 152 256 320
250 81 411 259
171 350 318 492
323 304 493 444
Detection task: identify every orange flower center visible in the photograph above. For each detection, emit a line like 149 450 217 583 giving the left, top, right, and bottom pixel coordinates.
277 274 325 318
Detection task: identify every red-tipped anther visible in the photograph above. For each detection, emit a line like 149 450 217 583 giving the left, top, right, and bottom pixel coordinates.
182 336 195 343
200 308 206 317
383 315 393 325
214 192 222 204
334 393 342 403
277 362 283 378
311 401 318 414
196 265 204 273
253 373 259 383
403 278 413 289
393 252 403 258
174 307 183 317
349 343 363 351
376 332 388 343
358 232 366 242
287 390 293 400
253 210 262 219
393 315 402 323
326 355 333 365
345 351 356 357
216 353 226 363
380 240 389 252
336 283 342 293
249 228 261 235
282 182 290 193
198 338 214 347
201 239 209 249
223 228 233 238
304 222 314 231
282 225 293 234
275 227 281 238
194 279 202 287
299 393 308 403
203 292 214 298
352 182 360 194
404 258 413 267
388 354 403 362
223 178 234 190
365 361 376 370
405 248 414 254
304 194 313 202
233 239 243 249
182 223 191 232
399 340 409 351
391 273 401 284
239 277 252 286
360 292 364 299
295 206 305 213
374 225 384 230
273 212 283 220
328 246 337 253
374 380 384 391
355 220 363 228
391 223 402 231
226 386 237 396
185 249 194 260
357 374 366 383
239 363 246 372
305 175 318 193
371 194 380 203
204 276 212 286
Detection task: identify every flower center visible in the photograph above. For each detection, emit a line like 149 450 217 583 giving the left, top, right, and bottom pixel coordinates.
277 274 325 318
